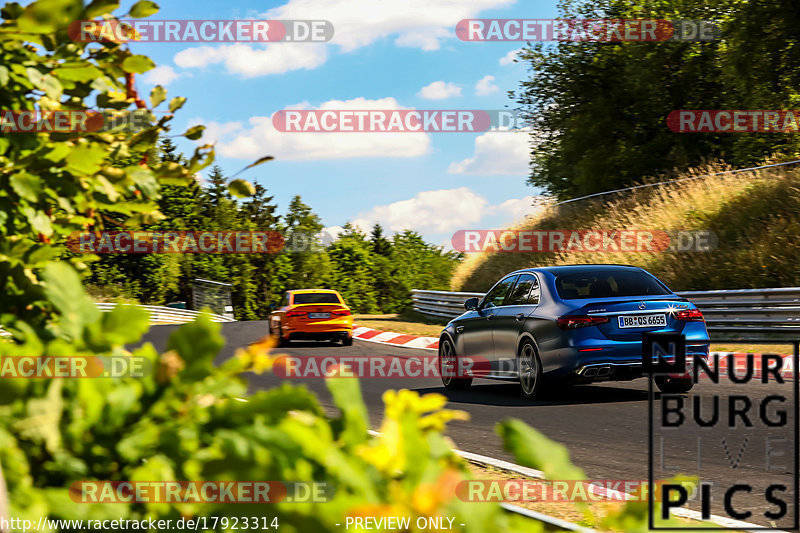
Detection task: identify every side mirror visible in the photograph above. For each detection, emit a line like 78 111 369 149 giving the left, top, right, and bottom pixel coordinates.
464 297 479 311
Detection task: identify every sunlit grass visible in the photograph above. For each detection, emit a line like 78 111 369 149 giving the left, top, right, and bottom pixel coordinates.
452 162 800 292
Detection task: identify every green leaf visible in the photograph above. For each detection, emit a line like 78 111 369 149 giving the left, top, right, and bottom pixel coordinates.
497 418 586 480
168 96 186 112
121 55 156 74
21 206 52 236
150 85 166 107
13 381 63 452
232 155 274 177
18 0 82 33
54 63 103 83
326 377 368 446
127 165 159 198
10 172 42 202
84 0 120 19
0 66 8 87
128 0 159 18
228 178 255 198
166 313 224 381
183 124 204 140
26 67 62 99
42 263 100 339
65 143 107 175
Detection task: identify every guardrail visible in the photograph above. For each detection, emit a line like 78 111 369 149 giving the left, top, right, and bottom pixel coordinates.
412 287 800 341
0 303 234 338
95 303 235 324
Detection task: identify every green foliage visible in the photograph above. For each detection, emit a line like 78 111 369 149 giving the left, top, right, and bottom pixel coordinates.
518 0 800 198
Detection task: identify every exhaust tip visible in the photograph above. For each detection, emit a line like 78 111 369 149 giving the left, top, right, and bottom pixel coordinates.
596 366 612 377
583 367 598 377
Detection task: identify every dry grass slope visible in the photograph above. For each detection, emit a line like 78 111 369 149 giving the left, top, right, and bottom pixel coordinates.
452 163 800 292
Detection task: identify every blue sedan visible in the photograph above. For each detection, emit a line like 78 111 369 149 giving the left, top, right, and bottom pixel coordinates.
438 265 710 399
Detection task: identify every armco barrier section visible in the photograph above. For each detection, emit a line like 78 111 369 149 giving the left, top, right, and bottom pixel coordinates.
0 303 233 338
95 303 235 324
412 287 800 341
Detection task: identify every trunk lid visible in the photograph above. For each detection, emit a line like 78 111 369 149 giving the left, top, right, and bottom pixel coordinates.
575 297 690 341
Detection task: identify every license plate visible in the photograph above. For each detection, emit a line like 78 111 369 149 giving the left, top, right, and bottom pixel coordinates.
617 314 667 328
308 312 330 319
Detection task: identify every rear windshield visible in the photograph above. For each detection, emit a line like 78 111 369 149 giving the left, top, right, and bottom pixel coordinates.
555 271 671 299
293 293 341 304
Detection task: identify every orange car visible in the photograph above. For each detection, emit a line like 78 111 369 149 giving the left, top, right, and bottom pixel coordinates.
269 289 353 346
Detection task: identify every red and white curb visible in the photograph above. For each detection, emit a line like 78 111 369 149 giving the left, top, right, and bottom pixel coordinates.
352 326 439 350
352 326 796 379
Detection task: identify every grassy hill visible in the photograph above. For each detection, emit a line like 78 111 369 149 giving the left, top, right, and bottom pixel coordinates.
452 162 800 292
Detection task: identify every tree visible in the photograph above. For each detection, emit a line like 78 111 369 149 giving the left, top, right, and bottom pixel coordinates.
370 223 393 256
327 224 378 313
515 0 800 199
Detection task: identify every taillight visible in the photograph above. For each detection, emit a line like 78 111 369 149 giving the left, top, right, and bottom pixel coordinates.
556 315 610 330
676 309 704 321
286 310 306 318
332 309 351 316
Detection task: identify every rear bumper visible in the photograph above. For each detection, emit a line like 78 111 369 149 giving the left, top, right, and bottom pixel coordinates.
284 318 353 335
570 348 707 382
288 330 351 341
543 336 709 381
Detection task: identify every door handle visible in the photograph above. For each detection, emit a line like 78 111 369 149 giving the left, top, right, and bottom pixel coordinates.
515 313 525 321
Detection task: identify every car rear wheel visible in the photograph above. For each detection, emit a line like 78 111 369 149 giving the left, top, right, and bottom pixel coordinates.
272 322 289 347
342 334 353 346
518 339 543 399
439 337 472 391
655 375 694 393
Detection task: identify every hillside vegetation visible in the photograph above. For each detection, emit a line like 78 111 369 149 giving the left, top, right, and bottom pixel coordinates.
452 162 800 292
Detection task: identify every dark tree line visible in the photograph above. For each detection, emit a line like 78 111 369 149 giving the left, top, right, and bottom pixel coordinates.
85 139 461 319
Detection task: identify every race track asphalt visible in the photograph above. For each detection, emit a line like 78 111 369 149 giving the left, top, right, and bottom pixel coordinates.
138 321 798 528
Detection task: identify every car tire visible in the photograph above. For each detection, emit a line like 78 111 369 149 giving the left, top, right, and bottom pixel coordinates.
655 375 694 393
273 322 289 347
518 339 543 400
342 334 353 346
439 337 472 391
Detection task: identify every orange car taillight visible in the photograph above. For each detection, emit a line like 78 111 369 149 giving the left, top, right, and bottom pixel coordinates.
676 309 704 321
556 315 609 330
286 311 306 318
331 309 351 316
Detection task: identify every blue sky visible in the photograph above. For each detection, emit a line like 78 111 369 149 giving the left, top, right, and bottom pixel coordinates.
121 0 559 246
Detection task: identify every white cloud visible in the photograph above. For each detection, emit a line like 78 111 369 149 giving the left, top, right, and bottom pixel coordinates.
475 75 499 96
447 132 530 175
491 195 549 224
174 43 328 77
499 48 523 65
263 0 515 52
143 65 183 85
417 81 462 100
348 189 552 237
352 187 488 234
193 96 431 160
172 0 515 77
